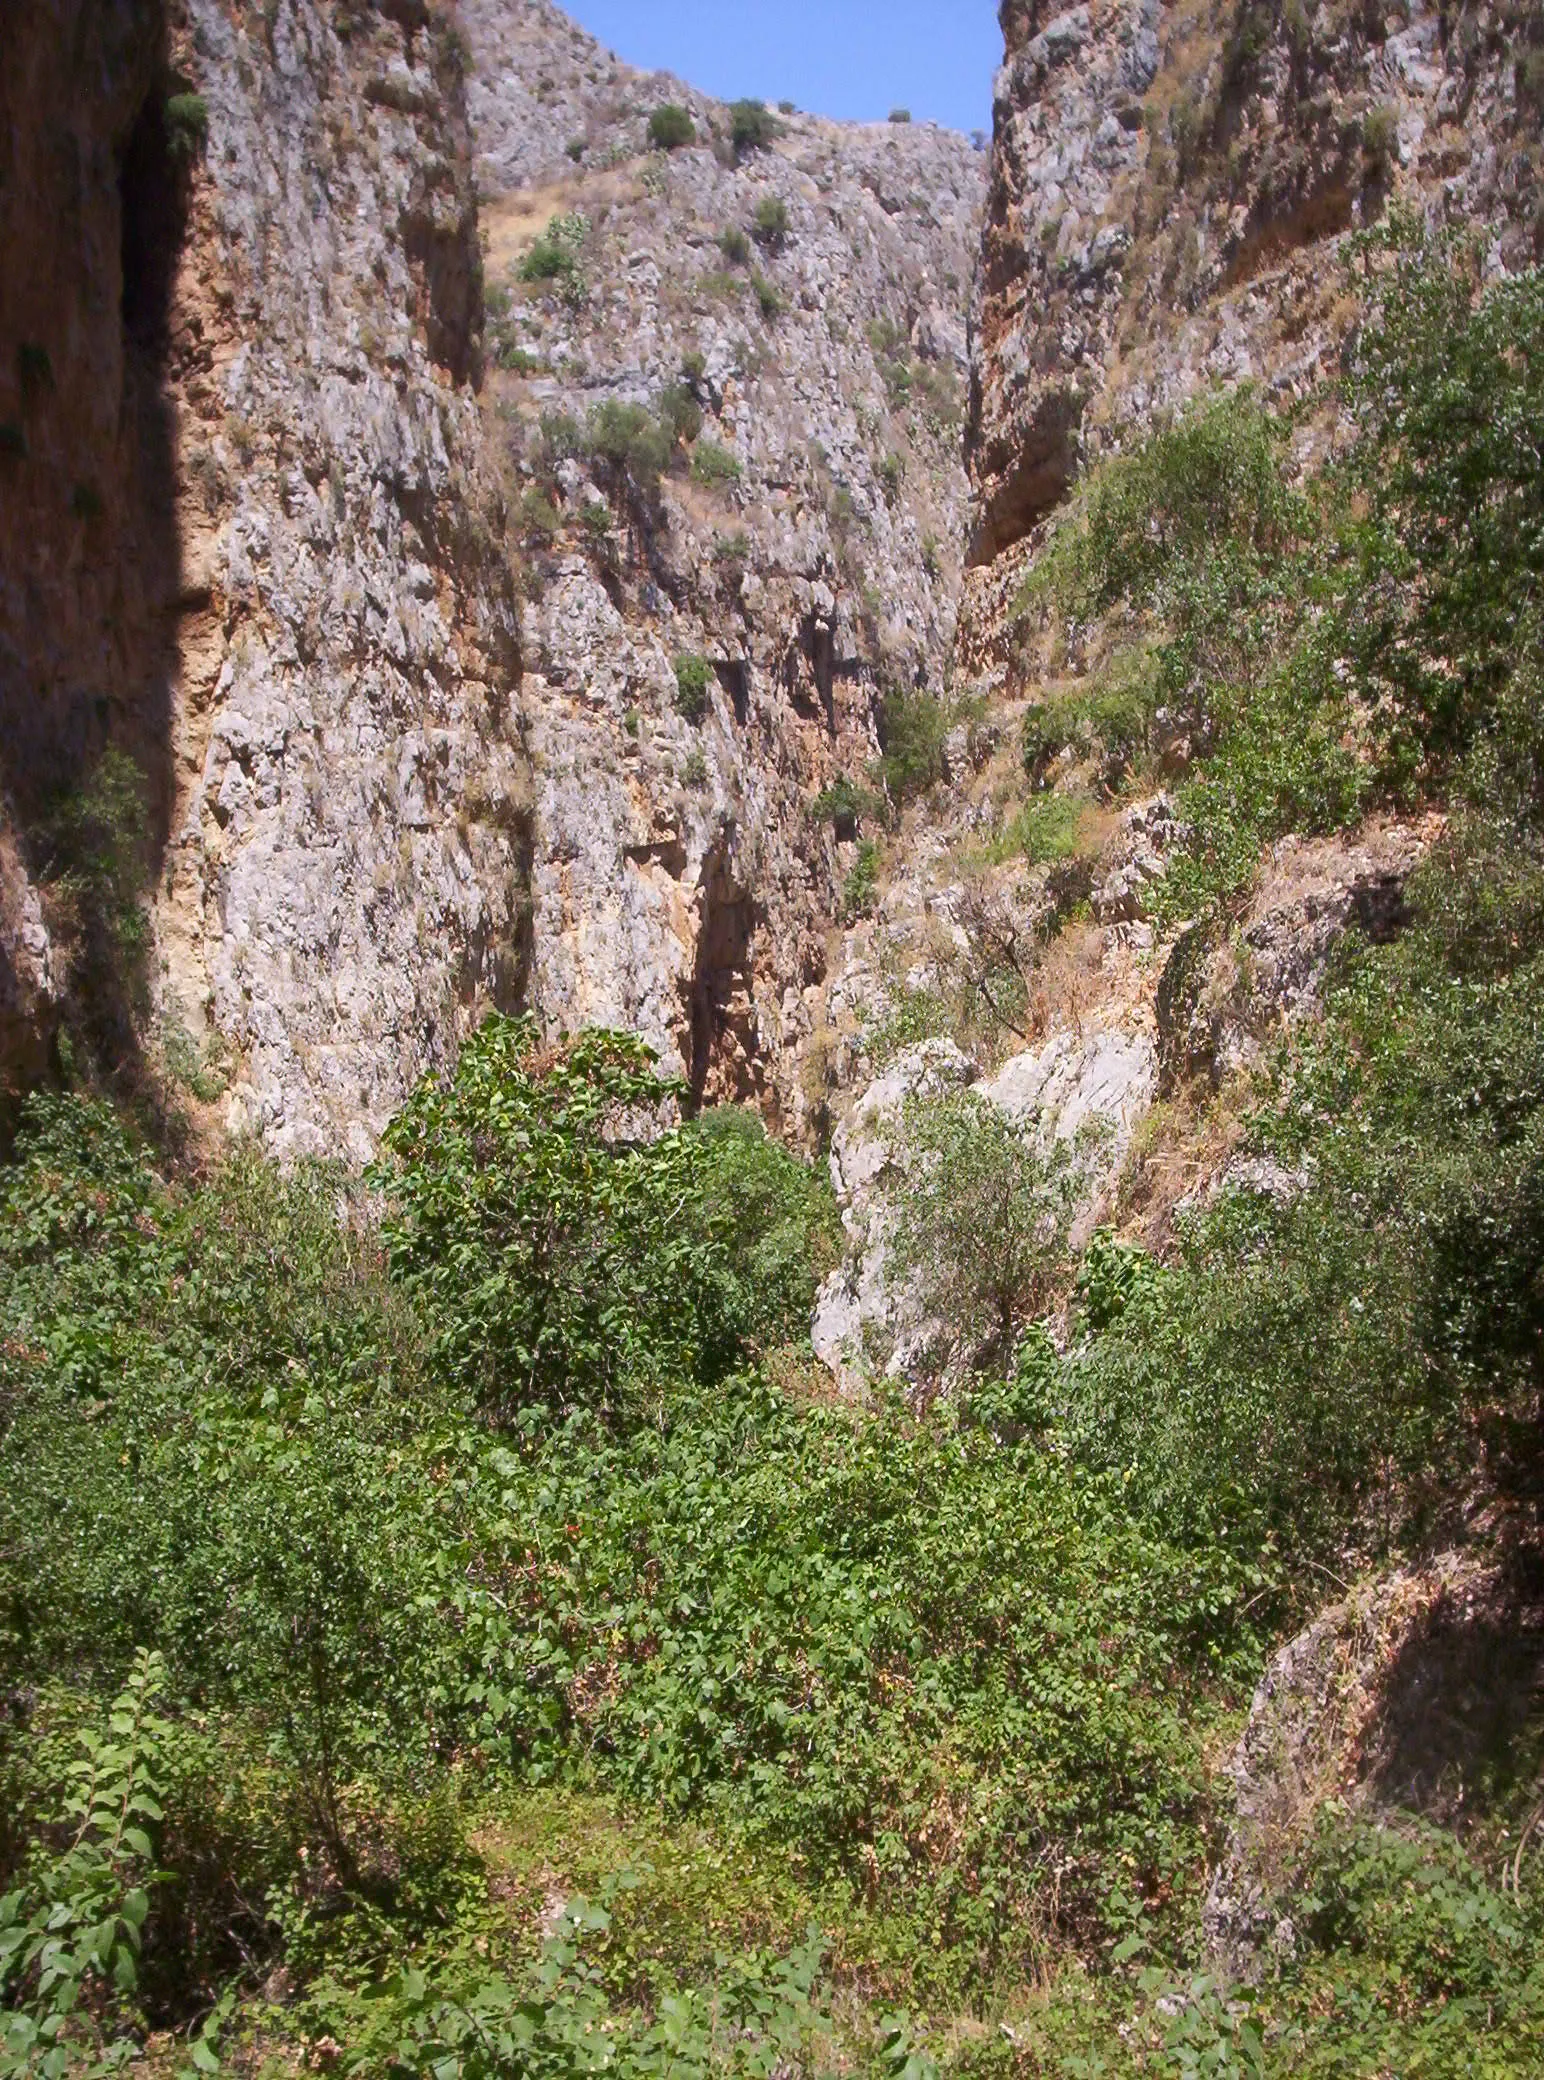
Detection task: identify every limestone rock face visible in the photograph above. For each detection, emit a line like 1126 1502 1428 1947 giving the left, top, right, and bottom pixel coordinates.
460 0 985 1129
159 0 531 1160
962 0 1544 678
2 0 531 1157
1156 821 1428 1091
813 1025 1154 1392
1205 1554 1544 1980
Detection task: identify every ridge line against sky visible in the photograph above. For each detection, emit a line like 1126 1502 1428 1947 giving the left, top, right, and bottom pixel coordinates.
557 1 1002 138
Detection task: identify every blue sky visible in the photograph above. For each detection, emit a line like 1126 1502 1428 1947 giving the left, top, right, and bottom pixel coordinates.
561 2 1003 137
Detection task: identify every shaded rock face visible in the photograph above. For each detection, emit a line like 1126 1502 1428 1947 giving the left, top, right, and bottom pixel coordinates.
1205 1555 1544 1981
0 0 184 1102
460 0 985 1131
3 0 531 1158
963 0 1544 675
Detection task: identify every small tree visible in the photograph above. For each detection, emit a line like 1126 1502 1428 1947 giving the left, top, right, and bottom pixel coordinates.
890 1091 1079 1366
376 1018 719 1421
648 103 696 150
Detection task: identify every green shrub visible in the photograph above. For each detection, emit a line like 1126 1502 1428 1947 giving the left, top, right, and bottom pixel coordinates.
1361 101 1399 168
657 381 704 447
888 108 912 124
164 92 208 162
879 451 904 505
566 136 585 161
588 398 672 498
729 99 779 156
840 838 881 919
1021 653 1159 789
751 272 783 321
690 438 741 488
719 225 751 266
674 652 712 722
985 791 1085 867
809 775 866 830
519 211 590 304
891 1090 1082 1368
648 103 696 150
377 1019 748 1421
877 686 948 804
752 195 789 248
519 486 562 540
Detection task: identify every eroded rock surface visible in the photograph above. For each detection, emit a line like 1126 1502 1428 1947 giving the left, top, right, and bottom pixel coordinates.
460 0 984 1127
962 0 1544 678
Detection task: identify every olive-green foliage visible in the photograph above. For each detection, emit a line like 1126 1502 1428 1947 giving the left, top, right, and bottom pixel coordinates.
752 196 789 249
0 1077 1266 2025
690 438 740 488
751 273 783 321
1031 235 1544 922
519 212 590 305
674 652 712 721
647 104 695 150
1021 652 1158 790
163 92 208 162
840 838 881 919
1338 228 1544 784
981 792 1084 868
588 399 672 497
33 747 153 1075
877 686 948 804
891 1092 1083 1366
728 100 779 156
719 225 751 266
679 1107 840 1354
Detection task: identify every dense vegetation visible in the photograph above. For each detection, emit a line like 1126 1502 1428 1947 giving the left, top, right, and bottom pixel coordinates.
4 234 1543 2078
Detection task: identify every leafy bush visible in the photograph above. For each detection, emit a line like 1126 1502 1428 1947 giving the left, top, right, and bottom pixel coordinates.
690 438 741 488
674 653 712 722
519 486 561 540
376 1019 743 1422
587 399 672 503
877 687 948 804
648 103 696 150
728 99 779 156
984 792 1085 867
719 225 751 266
0 1651 171 2072
1360 101 1398 169
519 211 590 305
751 273 783 321
891 1092 1082 1368
841 838 881 919
163 92 208 162
752 196 789 249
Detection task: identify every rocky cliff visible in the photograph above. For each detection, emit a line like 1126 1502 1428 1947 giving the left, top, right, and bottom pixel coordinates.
1 0 983 1154
458 0 983 1129
3 0 532 1158
963 0 1542 670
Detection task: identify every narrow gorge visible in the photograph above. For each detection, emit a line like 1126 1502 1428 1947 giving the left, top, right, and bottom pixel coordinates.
2 1 1542 2073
